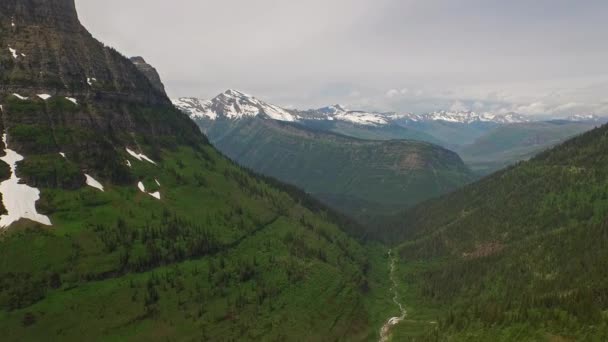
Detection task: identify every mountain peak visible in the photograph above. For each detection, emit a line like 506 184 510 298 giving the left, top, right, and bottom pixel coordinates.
173 90 297 122
130 56 167 95
222 89 250 98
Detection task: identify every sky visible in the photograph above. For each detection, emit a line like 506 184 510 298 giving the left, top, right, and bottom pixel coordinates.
76 0 608 116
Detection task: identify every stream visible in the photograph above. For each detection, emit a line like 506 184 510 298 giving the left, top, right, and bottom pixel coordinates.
379 249 407 342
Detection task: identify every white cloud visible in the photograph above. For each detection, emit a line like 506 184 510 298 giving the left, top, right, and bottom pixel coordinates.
385 89 400 98
76 0 608 116
449 101 469 112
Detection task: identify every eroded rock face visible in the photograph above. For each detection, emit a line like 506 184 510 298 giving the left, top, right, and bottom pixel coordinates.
0 0 204 185
130 56 167 96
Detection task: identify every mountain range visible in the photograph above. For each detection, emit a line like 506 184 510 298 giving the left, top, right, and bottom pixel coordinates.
174 90 476 222
175 91 603 176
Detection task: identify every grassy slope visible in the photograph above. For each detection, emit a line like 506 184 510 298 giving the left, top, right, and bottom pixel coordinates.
381 124 608 340
198 118 474 223
0 143 382 341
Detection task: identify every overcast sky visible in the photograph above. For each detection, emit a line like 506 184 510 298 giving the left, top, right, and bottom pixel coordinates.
76 0 608 116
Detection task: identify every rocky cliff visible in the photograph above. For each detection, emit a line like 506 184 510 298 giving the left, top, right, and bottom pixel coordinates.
0 0 204 185
130 56 167 95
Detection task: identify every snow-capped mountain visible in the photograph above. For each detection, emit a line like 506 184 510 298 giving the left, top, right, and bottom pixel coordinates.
173 89 298 122
565 114 602 122
402 111 529 124
301 105 395 126
173 89 534 127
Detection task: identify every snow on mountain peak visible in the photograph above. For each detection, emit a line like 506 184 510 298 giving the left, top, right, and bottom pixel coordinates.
566 114 601 122
402 111 529 124
173 90 533 127
173 90 297 122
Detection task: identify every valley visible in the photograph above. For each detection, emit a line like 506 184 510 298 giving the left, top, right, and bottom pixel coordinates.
1 0 607 341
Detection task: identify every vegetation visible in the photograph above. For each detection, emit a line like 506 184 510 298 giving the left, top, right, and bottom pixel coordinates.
457 120 599 174
195 117 475 224
381 123 608 340
0 143 387 341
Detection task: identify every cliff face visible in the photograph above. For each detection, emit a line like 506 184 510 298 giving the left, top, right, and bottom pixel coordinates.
130 56 167 96
0 0 82 33
0 0 204 184
0 0 167 104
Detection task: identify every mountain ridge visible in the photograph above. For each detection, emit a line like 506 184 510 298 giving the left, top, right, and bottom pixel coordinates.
0 2 380 341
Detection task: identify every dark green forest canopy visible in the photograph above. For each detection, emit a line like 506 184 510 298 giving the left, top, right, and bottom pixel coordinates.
384 123 608 340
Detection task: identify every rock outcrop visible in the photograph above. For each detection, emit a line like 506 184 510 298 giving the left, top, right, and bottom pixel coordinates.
130 56 167 96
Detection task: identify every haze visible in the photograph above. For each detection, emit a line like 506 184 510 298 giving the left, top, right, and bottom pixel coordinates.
76 0 608 116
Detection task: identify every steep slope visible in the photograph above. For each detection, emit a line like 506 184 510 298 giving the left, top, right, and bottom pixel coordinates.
457 120 600 174
0 2 377 341
130 56 167 95
175 93 474 222
381 123 608 340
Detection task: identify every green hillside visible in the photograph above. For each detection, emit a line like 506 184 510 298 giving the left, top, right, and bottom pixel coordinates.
458 121 599 174
0 1 388 340
197 117 475 223
381 123 608 340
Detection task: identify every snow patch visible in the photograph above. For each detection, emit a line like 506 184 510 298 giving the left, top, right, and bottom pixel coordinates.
12 93 28 100
8 47 17 59
59 152 66 158
126 148 156 165
0 134 51 228
125 160 132 168
155 179 160 186
37 94 51 100
137 181 161 200
65 97 78 105
87 77 97 86
85 174 104 192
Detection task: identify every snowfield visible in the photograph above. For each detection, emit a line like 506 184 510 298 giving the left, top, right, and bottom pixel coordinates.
0 134 51 228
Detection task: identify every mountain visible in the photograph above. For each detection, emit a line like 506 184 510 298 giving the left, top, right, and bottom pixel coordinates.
0 2 379 341
173 90 298 122
566 113 604 122
175 91 475 222
401 110 530 124
457 120 601 174
379 121 608 340
130 56 167 95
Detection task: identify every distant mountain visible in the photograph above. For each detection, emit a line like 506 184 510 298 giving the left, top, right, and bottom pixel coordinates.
173 90 297 121
565 114 604 122
175 91 603 176
174 91 475 222
457 120 601 174
401 110 530 124
380 120 608 340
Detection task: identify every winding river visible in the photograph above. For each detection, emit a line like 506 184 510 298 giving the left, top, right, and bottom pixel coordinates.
379 249 407 342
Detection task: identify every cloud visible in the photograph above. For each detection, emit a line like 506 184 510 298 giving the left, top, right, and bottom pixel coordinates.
75 0 608 115
450 101 469 112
